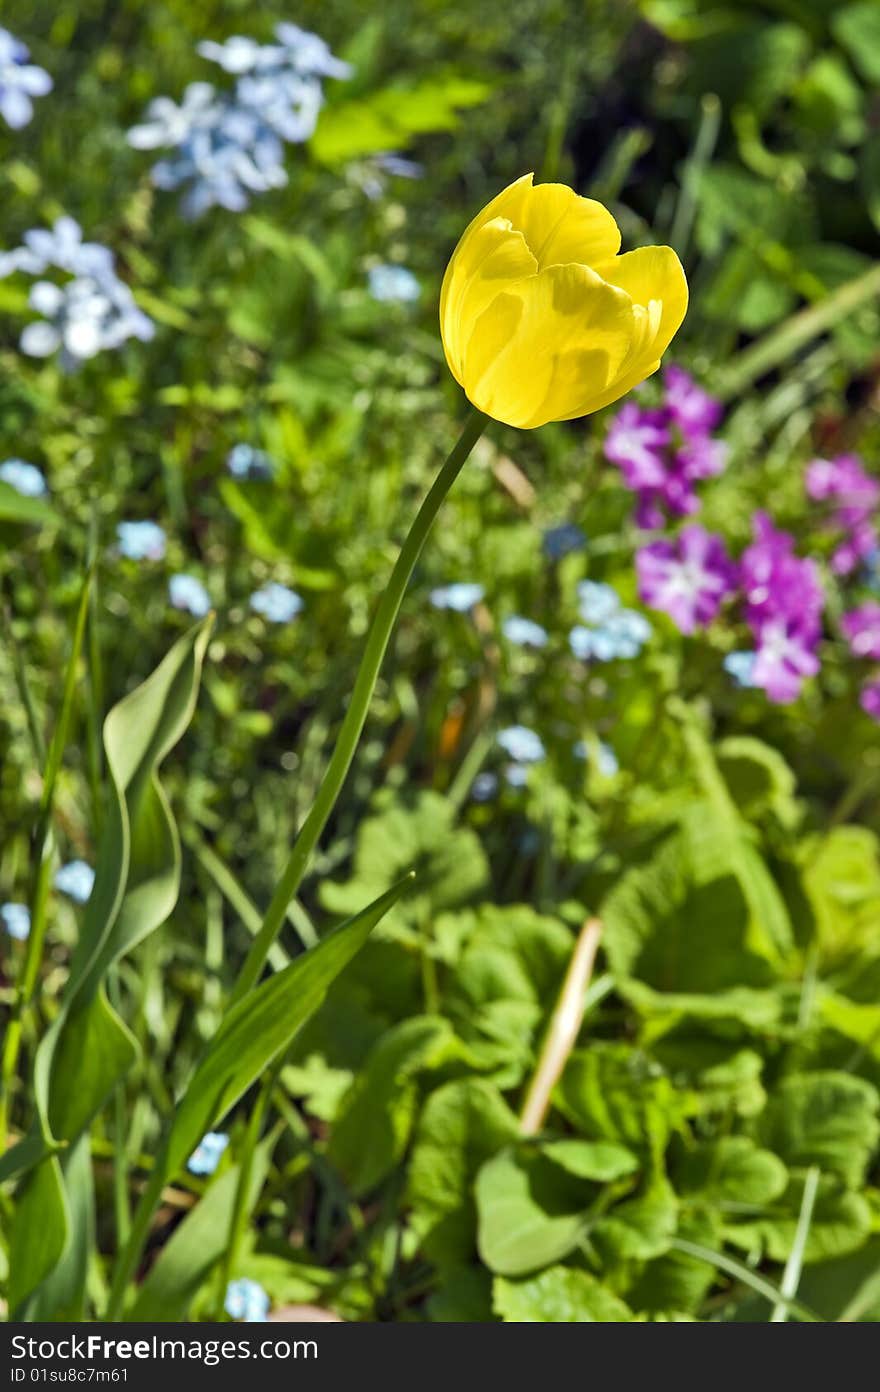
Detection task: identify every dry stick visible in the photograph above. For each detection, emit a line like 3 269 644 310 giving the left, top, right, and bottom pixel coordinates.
519 917 603 1137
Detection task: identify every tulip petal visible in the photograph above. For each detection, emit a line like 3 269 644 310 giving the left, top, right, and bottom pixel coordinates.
481 174 621 269
594 245 688 358
440 218 537 382
463 263 636 428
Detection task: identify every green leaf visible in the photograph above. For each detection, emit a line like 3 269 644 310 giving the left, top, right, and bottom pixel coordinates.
626 1214 720 1317
475 1149 587 1277
541 1140 639 1183
801 826 880 963
716 737 800 831
130 1143 273 1321
798 1236 880 1321
163 879 412 1181
676 1137 788 1207
592 1178 678 1262
833 2 880 83
8 1156 69 1316
320 791 488 939
311 75 492 164
725 1175 872 1263
493 1266 632 1322
757 1072 879 1187
327 1015 464 1195
559 1044 695 1162
25 1136 93 1321
0 479 57 525
407 1078 519 1267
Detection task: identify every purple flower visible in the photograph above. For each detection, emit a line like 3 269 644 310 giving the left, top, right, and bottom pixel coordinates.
663 365 722 437
842 603 880 661
751 619 820 704
740 513 823 632
637 525 737 635
806 454 880 577
860 679 880 723
603 403 668 490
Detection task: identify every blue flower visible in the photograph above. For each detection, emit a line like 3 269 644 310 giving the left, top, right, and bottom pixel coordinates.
504 763 529 788
724 651 758 688
0 28 51 130
117 521 167 561
470 771 499 802
497 725 545 763
570 582 651 662
574 740 619 776
429 583 484 612
502 616 548 649
1 903 30 941
368 264 420 304
577 580 620 626
20 274 154 366
225 1278 270 1323
187 1131 230 1176
169 574 212 618
0 459 47 497
250 581 303 623
542 523 586 560
54 861 95 905
0 217 114 280
227 443 276 480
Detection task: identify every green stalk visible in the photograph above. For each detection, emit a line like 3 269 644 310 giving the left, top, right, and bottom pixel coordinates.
669 93 721 262
770 1166 820 1323
213 1066 277 1320
229 408 487 1004
717 261 880 401
0 562 93 1148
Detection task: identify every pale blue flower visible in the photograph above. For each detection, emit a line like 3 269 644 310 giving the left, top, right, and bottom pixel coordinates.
225 1278 270 1322
250 581 303 623
1 903 30 941
368 265 420 304
227 443 276 480
187 1131 229 1176
54 860 95 904
574 740 619 776
497 725 545 763
470 771 498 802
724 650 758 688
542 523 585 560
169 574 211 618
577 580 620 626
503 616 548 649
505 763 529 788
375 153 423 179
0 459 47 497
429 583 484 612
0 28 51 130
21 274 153 366
117 521 167 561
0 217 114 280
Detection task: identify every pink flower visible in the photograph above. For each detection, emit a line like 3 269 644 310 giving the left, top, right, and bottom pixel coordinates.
636 525 737 635
751 619 820 704
860 679 880 722
842 602 880 660
663 365 722 437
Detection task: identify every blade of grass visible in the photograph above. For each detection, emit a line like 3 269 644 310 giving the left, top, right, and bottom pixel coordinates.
672 1238 819 1321
670 93 721 261
771 1166 820 1323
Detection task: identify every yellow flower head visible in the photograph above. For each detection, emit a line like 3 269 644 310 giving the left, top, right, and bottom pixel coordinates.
440 173 688 429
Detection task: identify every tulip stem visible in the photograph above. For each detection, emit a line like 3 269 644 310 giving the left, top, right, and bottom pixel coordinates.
229 407 488 1004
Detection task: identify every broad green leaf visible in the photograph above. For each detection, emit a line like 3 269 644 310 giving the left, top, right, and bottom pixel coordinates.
757 1072 879 1187
8 1156 68 1316
541 1140 639 1184
327 1015 464 1195
798 1237 880 1321
626 1214 720 1317
475 1149 586 1277
801 826 880 963
163 879 412 1180
0 479 57 525
320 790 488 938
833 2 880 83
407 1078 519 1267
716 737 800 831
130 1142 273 1321
675 1137 788 1207
559 1044 696 1162
311 76 492 164
493 1266 632 1322
426 1266 494 1323
725 1175 872 1263
592 1178 678 1262
820 992 880 1062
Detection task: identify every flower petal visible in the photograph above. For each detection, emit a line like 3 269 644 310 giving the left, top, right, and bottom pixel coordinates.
440 217 537 381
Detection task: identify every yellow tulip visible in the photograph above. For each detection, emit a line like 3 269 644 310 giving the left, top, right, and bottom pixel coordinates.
440 173 688 429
